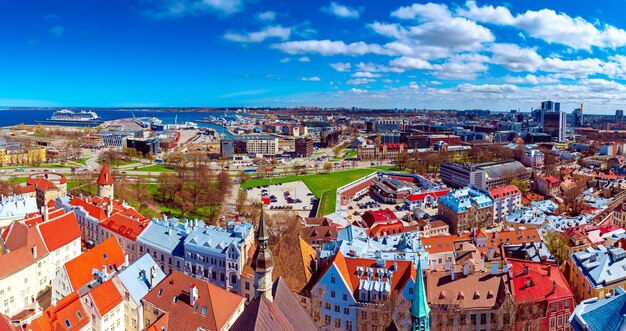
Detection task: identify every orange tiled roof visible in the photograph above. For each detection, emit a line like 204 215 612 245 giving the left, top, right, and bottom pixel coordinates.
27 292 89 331
490 185 521 200
100 213 148 241
142 271 244 331
97 164 114 185
38 212 82 252
63 237 125 291
328 251 415 296
485 228 542 247
89 280 123 316
508 259 573 305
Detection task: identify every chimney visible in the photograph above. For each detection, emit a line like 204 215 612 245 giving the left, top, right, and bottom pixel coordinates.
102 265 108 279
451 266 455 281
106 202 113 217
41 205 49 223
491 262 499 275
463 263 469 276
32 245 37 259
547 266 552 276
125 254 130 267
51 297 57 307
525 278 532 288
190 284 198 305
522 265 528 275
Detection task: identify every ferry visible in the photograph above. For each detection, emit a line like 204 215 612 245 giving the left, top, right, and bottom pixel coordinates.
38 109 103 125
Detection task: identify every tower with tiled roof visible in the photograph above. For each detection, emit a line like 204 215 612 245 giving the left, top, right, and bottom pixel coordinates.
97 164 114 200
252 207 274 301
411 252 430 330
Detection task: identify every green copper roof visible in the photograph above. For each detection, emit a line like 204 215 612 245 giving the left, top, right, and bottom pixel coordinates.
410 255 430 319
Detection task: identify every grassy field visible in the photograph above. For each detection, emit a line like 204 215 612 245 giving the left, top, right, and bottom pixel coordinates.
74 158 89 165
135 164 176 172
8 177 27 184
242 167 394 215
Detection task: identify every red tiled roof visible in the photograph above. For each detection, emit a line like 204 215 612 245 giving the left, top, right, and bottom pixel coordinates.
89 280 123 316
361 209 399 228
539 176 560 187
100 213 148 241
369 222 405 237
38 212 82 252
142 271 244 331
63 237 125 291
68 197 107 220
489 185 521 200
97 164 114 185
406 189 450 202
340 177 375 199
485 228 542 247
327 252 415 296
508 259 573 304
0 221 49 279
422 235 468 254
27 292 89 331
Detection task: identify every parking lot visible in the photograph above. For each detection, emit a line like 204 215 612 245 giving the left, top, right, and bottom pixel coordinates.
245 180 318 216
345 191 413 221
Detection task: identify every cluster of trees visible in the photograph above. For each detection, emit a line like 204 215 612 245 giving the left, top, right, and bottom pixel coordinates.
0 179 18 196
156 160 232 224
98 147 152 165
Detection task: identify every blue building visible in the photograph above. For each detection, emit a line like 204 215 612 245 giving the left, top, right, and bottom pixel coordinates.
136 217 192 274
569 286 626 331
183 221 254 293
112 254 166 331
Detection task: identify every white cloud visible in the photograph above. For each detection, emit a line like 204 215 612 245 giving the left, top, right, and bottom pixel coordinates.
356 62 404 73
298 56 311 62
408 81 420 90
224 25 291 43
301 76 321 81
389 56 432 70
49 25 64 37
321 2 360 19
346 78 374 85
330 62 351 72
351 71 381 78
504 74 560 84
257 11 276 22
272 39 393 56
350 88 368 94
143 0 243 19
456 83 518 93
280 57 291 63
489 43 543 72
432 53 489 80
458 1 626 49
391 3 451 21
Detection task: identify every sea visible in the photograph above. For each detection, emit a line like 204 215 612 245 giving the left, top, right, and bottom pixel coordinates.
0 109 234 137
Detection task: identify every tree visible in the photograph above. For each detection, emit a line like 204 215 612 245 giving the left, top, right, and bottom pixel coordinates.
323 162 333 172
544 230 569 265
174 189 194 220
0 179 16 196
395 153 410 171
511 179 529 193
216 171 232 191
264 212 302 245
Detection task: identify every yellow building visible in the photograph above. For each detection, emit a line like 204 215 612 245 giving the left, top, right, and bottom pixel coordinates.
0 147 45 166
568 246 626 302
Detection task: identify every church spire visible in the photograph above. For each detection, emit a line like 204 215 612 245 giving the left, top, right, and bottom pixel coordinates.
411 244 430 330
251 207 274 301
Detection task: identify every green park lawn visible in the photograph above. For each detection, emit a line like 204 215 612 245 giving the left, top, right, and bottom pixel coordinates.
135 164 176 172
74 158 89 165
242 167 401 216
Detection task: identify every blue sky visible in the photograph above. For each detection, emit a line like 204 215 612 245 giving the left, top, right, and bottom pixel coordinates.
2 0 626 113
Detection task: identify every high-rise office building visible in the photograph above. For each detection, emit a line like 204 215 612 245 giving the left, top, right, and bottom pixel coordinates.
617 110 624 127
543 111 566 142
572 104 584 127
541 101 560 112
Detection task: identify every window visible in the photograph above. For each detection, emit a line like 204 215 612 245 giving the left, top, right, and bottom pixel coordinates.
157 289 162 296
194 304 199 312
172 296 178 303
201 307 208 316
551 303 556 312
471 314 477 325
344 308 349 315
245 282 250 290
550 317 555 328
346 321 353 331
334 318 341 327
480 313 487 325
343 294 348 301
331 291 335 298
409 287 414 294
325 303 331 310
565 300 570 309
361 311 367 319
65 320 71 328
331 274 336 283
558 315 563 326
334 305 340 312
76 312 82 320
324 315 331 325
